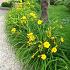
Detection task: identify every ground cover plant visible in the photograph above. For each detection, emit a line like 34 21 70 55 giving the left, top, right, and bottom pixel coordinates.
6 1 70 70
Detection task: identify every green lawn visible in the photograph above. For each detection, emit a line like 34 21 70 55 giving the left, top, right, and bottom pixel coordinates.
48 5 70 20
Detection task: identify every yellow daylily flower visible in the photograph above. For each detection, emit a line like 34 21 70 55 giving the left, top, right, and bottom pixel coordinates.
21 16 27 20
11 28 16 33
27 32 35 41
21 16 27 24
41 54 47 60
30 12 36 18
51 47 57 53
43 41 50 48
37 20 43 25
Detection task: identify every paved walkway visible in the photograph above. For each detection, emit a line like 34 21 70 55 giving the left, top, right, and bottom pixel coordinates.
0 9 22 70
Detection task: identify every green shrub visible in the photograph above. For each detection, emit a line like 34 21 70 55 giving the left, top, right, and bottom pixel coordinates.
6 1 70 70
1 2 12 7
50 0 56 5
64 0 70 10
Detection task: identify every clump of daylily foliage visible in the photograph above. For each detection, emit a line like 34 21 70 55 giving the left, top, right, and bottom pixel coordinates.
6 1 70 70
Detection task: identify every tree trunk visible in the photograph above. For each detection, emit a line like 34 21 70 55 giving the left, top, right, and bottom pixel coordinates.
41 0 48 22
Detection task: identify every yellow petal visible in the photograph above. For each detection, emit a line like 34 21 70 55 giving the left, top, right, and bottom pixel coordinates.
41 54 47 60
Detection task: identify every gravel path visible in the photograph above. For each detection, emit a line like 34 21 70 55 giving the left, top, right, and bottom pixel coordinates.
0 9 22 70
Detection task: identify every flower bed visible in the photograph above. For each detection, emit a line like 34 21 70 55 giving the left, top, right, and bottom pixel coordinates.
6 1 70 70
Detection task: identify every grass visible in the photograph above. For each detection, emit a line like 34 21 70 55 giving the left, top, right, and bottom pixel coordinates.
6 4 70 70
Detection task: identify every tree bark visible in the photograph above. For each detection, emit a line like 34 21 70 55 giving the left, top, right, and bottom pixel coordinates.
41 0 48 22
